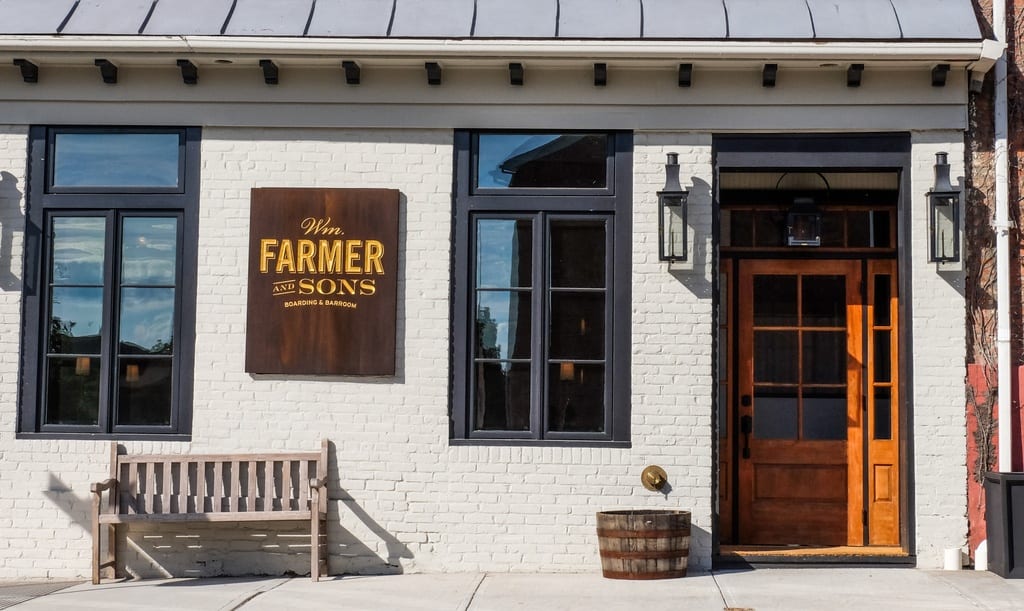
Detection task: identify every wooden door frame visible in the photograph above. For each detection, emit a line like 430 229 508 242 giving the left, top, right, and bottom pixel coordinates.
711 132 914 557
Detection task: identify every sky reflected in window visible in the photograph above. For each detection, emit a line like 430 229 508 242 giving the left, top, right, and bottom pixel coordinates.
53 132 181 188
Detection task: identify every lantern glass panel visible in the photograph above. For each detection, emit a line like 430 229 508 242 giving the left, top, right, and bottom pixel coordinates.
930 194 958 262
659 193 687 261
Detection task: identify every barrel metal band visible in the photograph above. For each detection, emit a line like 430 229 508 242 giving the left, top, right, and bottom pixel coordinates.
599 549 689 560
596 528 691 538
600 569 687 580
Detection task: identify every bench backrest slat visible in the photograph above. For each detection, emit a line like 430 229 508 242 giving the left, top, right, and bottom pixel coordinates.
105 442 328 518
247 460 257 512
196 461 207 514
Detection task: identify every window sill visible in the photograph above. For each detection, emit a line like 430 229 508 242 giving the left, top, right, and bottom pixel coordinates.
16 432 192 442
449 438 631 448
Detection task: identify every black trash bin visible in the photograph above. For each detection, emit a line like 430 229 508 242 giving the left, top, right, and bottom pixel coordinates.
984 472 1024 578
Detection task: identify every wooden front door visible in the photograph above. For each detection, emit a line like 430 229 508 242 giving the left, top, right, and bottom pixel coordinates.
734 259 900 546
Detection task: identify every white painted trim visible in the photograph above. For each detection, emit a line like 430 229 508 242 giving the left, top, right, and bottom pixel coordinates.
0 36 999 67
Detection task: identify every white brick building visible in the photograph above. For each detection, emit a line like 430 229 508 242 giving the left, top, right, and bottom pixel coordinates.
0 0 998 579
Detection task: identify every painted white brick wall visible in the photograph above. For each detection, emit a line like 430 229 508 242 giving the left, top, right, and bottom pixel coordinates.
0 123 972 579
909 132 969 568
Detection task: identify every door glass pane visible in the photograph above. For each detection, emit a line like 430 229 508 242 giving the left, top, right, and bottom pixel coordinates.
51 217 105 284
476 219 532 288
53 132 181 189
802 275 845 326
550 220 606 288
753 276 797 326
874 387 892 440
549 292 604 360
117 358 172 426
802 331 846 384
476 291 531 359
803 387 848 440
873 275 892 326
548 363 604 432
754 331 798 383
752 211 784 247
753 387 798 439
121 217 178 284
45 357 100 425
474 362 531 431
119 288 175 355
476 133 608 189
874 330 892 383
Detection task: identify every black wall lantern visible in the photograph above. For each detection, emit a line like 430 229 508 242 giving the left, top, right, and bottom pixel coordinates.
928 151 960 263
658 152 689 262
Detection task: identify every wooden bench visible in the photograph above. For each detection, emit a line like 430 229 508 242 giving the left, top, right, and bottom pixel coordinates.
91 439 329 584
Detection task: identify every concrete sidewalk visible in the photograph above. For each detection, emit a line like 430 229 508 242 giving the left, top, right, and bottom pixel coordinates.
8 568 1024 610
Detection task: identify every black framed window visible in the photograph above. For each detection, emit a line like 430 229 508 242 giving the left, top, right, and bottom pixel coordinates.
19 127 199 439
452 131 631 445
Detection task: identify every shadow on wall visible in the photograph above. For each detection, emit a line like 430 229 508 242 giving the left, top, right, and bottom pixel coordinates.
327 440 413 575
44 448 413 580
0 170 24 290
668 176 714 297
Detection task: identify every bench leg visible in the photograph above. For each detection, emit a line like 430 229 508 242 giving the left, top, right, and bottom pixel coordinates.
106 524 118 580
310 512 321 582
91 503 100 585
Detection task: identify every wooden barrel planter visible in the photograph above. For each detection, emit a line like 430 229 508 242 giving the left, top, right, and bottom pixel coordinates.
596 510 690 580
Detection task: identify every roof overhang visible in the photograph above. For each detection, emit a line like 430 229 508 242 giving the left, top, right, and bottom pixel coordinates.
0 36 1003 69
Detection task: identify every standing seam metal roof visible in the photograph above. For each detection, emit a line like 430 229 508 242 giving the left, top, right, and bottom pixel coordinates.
0 0 982 40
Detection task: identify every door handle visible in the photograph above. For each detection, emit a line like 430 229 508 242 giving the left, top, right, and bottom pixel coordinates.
741 415 752 459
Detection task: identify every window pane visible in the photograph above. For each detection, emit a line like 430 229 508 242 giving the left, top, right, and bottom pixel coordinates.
119 288 175 355
802 275 845 327
752 211 784 247
476 219 532 288
117 358 172 426
803 387 847 440
45 357 100 425
753 275 796 326
549 292 605 360
548 363 605 432
874 330 892 383
474 362 531 431
873 275 892 326
754 387 798 439
121 217 178 285
550 220 606 288
874 387 892 440
49 287 103 354
53 132 181 188
51 217 105 285
821 210 843 247
871 210 891 248
802 331 846 384
730 212 753 247
476 291 531 359
754 331 798 383
847 210 871 247
477 133 607 189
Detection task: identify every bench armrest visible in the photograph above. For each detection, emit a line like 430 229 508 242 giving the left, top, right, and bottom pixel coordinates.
309 476 327 490
90 479 117 495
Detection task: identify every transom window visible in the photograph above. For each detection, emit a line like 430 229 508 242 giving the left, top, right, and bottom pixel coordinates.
19 127 199 438
452 131 631 444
